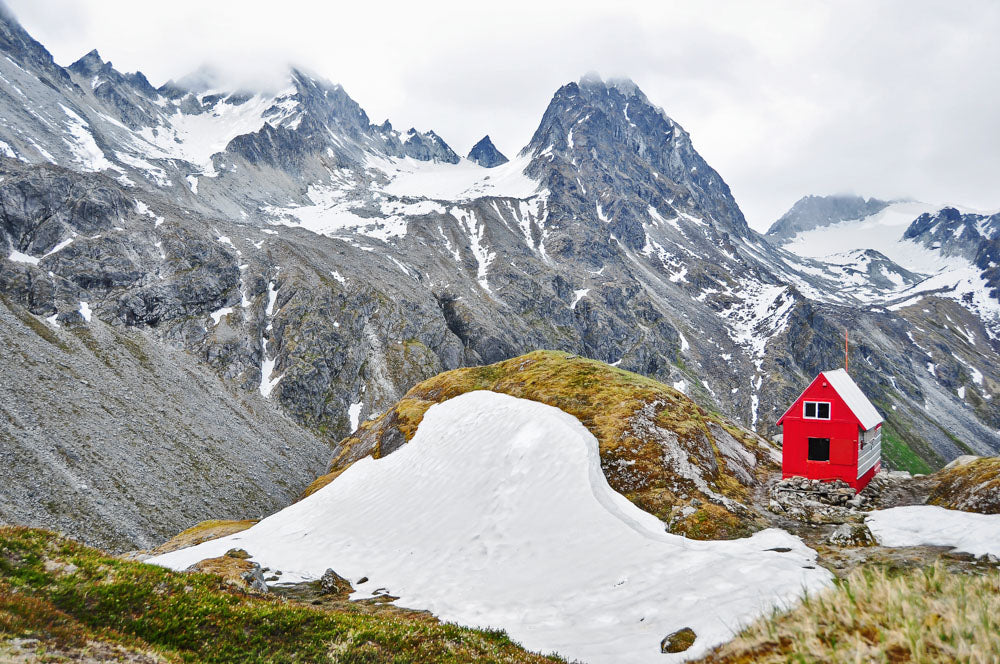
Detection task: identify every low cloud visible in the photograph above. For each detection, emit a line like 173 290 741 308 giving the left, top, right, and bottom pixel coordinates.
7 0 999 230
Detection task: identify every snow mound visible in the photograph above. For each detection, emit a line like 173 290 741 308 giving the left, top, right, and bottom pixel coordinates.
150 391 830 663
866 505 1000 557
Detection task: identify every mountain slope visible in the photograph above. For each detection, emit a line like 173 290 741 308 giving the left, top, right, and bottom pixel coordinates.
0 294 329 552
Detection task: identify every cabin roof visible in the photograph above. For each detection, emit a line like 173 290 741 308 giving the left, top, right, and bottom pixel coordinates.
777 368 883 430
822 369 882 430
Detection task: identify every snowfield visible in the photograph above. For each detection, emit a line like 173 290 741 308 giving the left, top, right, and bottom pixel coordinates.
779 200 1000 333
368 154 540 201
150 391 831 663
866 505 1000 557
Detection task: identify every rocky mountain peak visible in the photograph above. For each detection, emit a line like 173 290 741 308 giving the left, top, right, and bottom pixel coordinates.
577 72 643 99
0 5 74 89
524 74 752 243
904 206 1000 262
467 135 508 168
401 128 459 164
68 49 105 76
767 194 893 242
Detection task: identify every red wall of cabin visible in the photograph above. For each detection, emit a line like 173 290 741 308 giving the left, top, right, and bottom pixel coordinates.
780 375 868 490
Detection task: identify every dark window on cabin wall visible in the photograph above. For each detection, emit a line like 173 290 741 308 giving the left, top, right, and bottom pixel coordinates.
808 437 831 461
803 401 831 419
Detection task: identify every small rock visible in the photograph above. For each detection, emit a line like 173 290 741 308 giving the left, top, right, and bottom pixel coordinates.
320 568 351 595
660 627 697 653
225 548 250 560
827 523 878 547
240 564 269 594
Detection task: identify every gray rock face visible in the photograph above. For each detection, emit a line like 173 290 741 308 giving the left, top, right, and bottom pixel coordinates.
766 194 892 242
400 128 460 163
0 7 998 552
467 135 508 167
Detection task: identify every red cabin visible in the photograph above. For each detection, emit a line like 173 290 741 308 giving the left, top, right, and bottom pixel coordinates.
777 369 883 491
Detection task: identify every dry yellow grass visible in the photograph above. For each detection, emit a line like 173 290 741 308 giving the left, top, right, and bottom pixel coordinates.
694 564 1000 663
151 519 258 554
303 350 778 539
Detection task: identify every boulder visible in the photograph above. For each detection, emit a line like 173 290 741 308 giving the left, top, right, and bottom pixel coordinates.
186 554 269 594
660 627 697 653
827 523 877 547
319 567 352 595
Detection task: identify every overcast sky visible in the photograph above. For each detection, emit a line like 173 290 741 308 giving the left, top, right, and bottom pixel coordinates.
6 0 999 230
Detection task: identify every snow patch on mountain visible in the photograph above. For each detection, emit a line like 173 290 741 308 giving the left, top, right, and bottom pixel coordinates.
59 104 115 172
265 182 444 242
150 391 830 664
134 90 296 173
369 154 539 201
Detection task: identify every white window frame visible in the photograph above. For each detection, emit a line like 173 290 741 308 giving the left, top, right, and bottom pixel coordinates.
803 401 831 420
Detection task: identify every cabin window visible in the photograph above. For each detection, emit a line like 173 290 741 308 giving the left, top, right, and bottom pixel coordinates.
803 401 831 420
807 437 831 461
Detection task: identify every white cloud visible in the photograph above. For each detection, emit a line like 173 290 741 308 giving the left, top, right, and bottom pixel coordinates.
6 0 1000 230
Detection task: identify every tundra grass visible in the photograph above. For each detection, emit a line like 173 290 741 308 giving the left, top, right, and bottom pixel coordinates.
693 563 1000 663
0 527 562 664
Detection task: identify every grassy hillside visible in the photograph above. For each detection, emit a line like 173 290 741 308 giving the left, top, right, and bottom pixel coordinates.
0 527 560 664
303 350 780 540
692 563 1000 663
928 457 1000 514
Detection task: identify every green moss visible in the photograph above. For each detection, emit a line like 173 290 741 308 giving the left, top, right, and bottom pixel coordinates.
0 527 561 664
881 424 933 475
67 326 117 372
117 331 153 370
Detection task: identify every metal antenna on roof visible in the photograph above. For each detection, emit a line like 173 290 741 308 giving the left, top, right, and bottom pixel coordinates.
845 328 849 374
